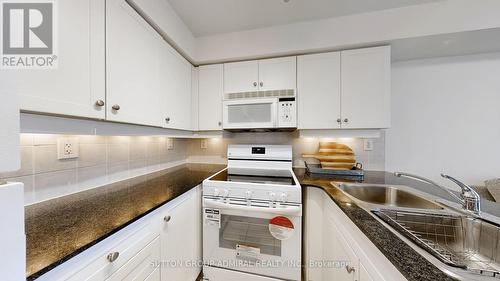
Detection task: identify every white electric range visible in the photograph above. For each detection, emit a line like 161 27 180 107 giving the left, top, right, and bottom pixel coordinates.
202 145 302 281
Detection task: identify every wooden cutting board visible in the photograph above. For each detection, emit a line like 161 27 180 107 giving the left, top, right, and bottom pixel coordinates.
302 142 356 170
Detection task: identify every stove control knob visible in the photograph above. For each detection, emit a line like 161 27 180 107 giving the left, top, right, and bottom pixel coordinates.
213 188 220 197
222 189 230 198
279 193 288 202
269 192 276 201
245 190 253 199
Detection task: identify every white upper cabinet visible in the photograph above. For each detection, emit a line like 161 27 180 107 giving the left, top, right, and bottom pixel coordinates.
162 46 192 130
223 61 259 93
297 46 391 130
191 67 199 131
0 89 20 173
258 57 297 91
198 64 224 131
297 52 341 129
223 57 296 94
106 0 163 127
341 46 391 129
0 0 105 119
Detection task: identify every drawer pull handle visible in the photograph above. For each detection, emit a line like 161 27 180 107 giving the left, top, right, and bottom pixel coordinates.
107 252 120 263
164 215 171 222
345 265 355 274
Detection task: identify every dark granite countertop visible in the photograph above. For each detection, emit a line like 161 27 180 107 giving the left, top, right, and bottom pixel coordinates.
26 163 225 280
294 168 458 281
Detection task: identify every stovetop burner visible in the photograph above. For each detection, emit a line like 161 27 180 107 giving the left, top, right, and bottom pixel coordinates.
209 168 296 186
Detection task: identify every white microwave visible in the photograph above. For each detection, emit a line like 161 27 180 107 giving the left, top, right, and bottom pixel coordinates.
222 97 297 130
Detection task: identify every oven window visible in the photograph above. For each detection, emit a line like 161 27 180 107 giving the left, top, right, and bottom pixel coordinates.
219 214 282 256
227 103 272 123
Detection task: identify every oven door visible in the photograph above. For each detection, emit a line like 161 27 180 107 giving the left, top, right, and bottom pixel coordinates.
222 98 278 129
203 197 302 281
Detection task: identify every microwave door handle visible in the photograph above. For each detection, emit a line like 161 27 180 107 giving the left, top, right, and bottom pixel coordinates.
272 100 278 127
203 199 302 215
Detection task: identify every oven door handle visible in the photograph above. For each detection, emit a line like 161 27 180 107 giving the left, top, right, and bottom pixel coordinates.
203 199 302 216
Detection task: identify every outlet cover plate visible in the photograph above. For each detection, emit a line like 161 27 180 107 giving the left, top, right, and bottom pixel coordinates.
201 139 208 149
167 138 174 150
363 139 374 151
57 137 79 159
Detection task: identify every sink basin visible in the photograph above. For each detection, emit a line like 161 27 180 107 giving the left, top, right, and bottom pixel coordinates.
338 184 443 210
374 209 500 277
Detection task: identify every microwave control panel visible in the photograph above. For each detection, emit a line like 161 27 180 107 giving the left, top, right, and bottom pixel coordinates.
278 99 296 127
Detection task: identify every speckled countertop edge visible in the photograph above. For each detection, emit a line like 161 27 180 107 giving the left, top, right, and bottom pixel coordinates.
294 169 458 281
26 164 226 281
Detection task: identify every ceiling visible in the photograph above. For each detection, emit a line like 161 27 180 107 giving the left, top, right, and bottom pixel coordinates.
167 0 444 37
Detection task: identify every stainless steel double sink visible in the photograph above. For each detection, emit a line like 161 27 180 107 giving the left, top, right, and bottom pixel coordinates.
336 183 500 279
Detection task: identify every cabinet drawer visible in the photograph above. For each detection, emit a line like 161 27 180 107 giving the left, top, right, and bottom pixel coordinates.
106 236 160 281
67 223 156 281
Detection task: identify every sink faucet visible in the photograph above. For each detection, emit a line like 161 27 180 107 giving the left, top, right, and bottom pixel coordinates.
393 172 481 215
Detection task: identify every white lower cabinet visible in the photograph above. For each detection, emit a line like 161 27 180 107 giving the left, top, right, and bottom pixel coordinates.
106 237 161 281
36 186 202 281
323 214 357 281
157 186 202 281
305 187 407 281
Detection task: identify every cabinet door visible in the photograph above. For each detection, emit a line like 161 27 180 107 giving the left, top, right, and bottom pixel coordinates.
160 188 201 281
341 46 391 129
191 66 199 131
0 0 105 119
258 56 297 91
106 236 160 281
297 52 341 129
162 46 192 130
198 64 223 130
106 0 163 127
323 215 358 281
359 262 374 281
223 61 259 93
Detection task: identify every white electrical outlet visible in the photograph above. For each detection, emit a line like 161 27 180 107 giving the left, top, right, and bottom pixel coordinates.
167 138 174 150
57 138 79 159
201 139 208 149
363 139 374 151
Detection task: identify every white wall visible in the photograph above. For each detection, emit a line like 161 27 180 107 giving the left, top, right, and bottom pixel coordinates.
387 52 500 186
131 0 196 61
195 0 500 64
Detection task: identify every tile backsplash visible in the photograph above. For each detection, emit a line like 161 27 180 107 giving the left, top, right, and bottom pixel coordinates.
0 134 187 205
187 131 386 170
3 132 385 205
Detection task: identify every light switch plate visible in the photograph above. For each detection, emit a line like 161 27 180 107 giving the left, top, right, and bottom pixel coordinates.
57 137 79 159
201 139 208 149
167 138 174 150
363 139 374 151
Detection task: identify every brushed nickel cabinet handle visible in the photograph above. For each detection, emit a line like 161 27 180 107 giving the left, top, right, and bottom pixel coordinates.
111 104 120 111
345 265 355 274
107 252 119 263
165 117 171 123
95 100 105 107
337 118 341 123
259 82 263 87
343 118 349 123
253 82 257 87
164 215 171 222
218 121 222 126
